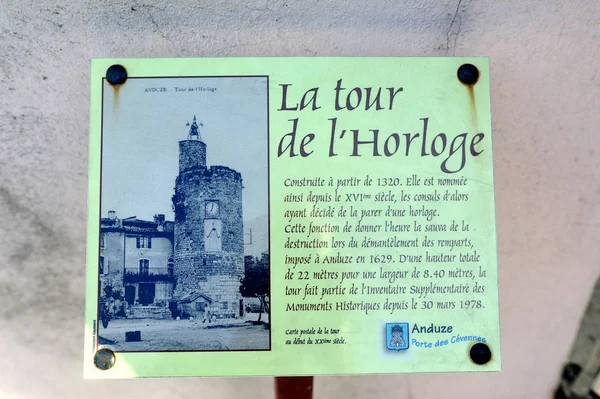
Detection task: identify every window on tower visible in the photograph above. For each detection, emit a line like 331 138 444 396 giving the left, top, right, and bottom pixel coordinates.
99 256 105 275
204 220 222 252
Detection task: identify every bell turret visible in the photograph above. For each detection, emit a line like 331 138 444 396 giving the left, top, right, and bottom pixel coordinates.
186 115 204 140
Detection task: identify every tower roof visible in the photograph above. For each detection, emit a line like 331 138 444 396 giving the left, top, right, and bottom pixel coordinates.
186 115 204 141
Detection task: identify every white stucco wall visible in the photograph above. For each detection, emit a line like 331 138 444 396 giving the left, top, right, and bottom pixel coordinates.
0 1 598 398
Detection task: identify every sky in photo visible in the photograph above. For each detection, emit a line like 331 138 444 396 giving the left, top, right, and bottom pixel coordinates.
101 76 268 224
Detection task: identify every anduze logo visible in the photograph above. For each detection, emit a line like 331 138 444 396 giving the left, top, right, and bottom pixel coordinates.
386 323 409 351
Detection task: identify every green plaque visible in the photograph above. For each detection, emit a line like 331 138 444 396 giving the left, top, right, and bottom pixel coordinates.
85 57 500 378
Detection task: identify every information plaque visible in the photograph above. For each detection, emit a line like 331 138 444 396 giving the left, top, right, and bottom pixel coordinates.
84 57 500 378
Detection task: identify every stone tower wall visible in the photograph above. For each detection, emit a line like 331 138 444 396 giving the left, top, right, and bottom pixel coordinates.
173 156 244 304
179 140 206 173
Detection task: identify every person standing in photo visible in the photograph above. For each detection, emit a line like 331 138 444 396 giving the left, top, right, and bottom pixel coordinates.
203 303 211 324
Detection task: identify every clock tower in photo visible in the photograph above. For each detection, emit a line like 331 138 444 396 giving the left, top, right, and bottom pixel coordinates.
172 116 245 318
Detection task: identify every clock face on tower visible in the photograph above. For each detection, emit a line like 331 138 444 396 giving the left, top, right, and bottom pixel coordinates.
205 200 219 218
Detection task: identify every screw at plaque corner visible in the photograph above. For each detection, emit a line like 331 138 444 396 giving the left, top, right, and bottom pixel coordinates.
457 64 479 85
469 342 492 365
94 348 116 370
106 64 127 85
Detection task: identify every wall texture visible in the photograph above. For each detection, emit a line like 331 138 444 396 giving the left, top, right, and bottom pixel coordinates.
0 1 598 398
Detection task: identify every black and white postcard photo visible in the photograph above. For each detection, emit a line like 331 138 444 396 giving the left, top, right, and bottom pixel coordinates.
97 76 270 352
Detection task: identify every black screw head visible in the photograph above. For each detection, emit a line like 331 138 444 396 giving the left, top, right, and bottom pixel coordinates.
469 343 492 365
94 348 116 370
106 64 127 85
457 63 479 85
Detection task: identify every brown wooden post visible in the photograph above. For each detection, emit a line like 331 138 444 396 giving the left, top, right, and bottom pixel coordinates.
275 377 314 399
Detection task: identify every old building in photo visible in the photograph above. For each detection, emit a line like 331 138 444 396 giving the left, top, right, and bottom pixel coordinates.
171 117 245 319
99 212 175 319
100 117 245 320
